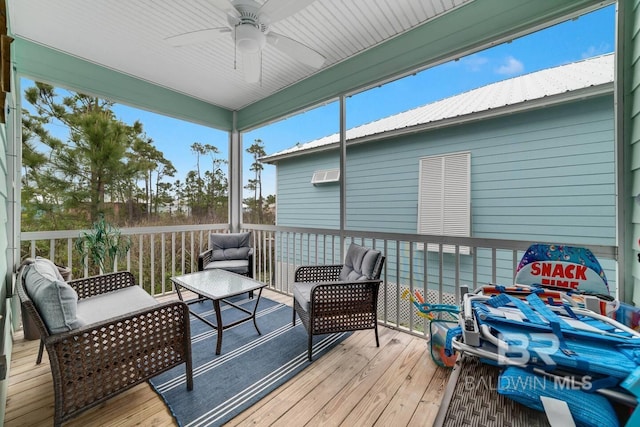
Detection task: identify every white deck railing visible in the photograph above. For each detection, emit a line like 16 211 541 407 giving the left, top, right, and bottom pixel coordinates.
21 224 229 296
21 224 618 337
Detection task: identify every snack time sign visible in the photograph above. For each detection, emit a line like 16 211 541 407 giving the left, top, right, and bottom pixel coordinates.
527 262 588 290
514 244 610 295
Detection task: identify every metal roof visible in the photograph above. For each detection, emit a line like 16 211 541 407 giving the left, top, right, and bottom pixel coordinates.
263 53 614 162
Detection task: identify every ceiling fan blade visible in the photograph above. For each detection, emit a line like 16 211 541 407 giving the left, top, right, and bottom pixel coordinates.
259 0 316 23
242 51 262 83
165 28 231 47
266 33 325 68
210 0 241 19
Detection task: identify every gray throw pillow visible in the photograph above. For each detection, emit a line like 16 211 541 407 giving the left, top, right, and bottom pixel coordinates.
209 232 252 261
24 258 83 334
339 243 382 281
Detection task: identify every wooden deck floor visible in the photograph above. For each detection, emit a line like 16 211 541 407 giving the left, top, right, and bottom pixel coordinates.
4 289 450 426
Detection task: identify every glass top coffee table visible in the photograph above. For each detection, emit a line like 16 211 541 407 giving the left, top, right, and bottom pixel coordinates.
171 269 267 355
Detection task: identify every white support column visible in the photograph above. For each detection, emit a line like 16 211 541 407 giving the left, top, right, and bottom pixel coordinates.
7 77 20 283
339 95 346 259
616 0 631 303
229 112 242 233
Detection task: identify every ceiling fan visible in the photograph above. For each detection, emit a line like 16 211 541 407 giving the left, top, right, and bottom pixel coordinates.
166 0 325 83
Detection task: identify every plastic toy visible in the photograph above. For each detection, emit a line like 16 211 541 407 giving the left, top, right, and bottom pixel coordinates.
401 289 459 367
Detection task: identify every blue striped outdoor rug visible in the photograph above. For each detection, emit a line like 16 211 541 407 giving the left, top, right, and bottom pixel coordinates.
149 295 350 427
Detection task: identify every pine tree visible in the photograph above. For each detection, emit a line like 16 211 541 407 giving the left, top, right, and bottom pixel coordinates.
246 139 266 223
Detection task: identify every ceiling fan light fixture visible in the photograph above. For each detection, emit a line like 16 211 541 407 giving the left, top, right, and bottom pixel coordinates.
235 24 265 54
167 0 324 83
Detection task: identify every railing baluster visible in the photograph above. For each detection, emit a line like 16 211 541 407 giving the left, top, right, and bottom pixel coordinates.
67 238 72 271
139 235 144 288
286 232 290 291
423 239 428 306
190 231 195 273
49 239 55 262
150 234 155 296
438 244 443 305
492 247 497 284
472 246 477 290
269 231 273 287
395 240 400 328
383 239 389 325
331 234 335 264
260 231 265 286
171 232 176 290
279 232 283 291
262 231 266 286
292 233 297 294
83 240 89 278
322 234 326 264
409 240 414 333
161 233 166 294
181 232 186 275
455 246 460 303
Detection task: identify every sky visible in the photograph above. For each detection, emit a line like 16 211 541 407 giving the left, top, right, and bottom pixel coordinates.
22 4 616 198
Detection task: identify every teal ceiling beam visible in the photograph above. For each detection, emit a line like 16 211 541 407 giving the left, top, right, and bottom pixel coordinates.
236 0 606 131
13 38 234 131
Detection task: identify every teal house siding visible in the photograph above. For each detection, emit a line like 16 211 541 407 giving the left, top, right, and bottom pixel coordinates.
345 150 419 232
471 102 615 243
345 95 615 244
276 151 340 228
272 94 616 295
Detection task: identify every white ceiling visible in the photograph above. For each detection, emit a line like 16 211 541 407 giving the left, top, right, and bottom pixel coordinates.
8 0 471 111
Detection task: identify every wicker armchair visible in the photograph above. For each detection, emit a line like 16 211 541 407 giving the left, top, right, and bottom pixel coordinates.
198 231 254 297
292 243 385 360
197 231 254 277
17 267 193 427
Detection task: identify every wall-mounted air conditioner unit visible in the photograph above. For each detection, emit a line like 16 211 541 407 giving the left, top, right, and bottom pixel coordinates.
311 168 340 185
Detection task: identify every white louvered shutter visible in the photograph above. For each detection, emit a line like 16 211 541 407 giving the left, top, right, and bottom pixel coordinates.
418 152 470 254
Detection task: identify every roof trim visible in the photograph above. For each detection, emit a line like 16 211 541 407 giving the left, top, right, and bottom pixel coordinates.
13 38 234 130
262 83 613 164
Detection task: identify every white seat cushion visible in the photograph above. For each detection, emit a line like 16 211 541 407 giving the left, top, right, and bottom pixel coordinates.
76 286 157 325
204 259 250 274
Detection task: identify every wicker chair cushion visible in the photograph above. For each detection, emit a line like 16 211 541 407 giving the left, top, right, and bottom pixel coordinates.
24 258 84 334
339 243 382 281
204 259 250 274
293 282 314 312
209 232 251 261
76 286 157 325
